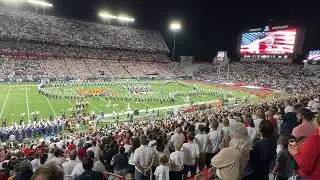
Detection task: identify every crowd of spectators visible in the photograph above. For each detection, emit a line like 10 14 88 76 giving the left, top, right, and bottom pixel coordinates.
194 62 320 92
0 7 169 53
0 90 319 180
0 57 185 79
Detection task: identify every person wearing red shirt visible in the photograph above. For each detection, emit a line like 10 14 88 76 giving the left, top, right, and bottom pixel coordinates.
78 143 89 161
67 142 77 155
289 114 320 180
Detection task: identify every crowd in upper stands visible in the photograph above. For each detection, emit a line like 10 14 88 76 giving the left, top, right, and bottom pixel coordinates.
195 62 320 92
0 7 169 53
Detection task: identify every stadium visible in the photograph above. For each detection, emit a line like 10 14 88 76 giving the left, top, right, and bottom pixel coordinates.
0 1 319 180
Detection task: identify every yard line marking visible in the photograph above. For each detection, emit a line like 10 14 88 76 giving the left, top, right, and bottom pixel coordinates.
0 86 11 117
112 86 140 109
25 87 30 120
45 97 58 118
98 96 122 112
88 101 102 112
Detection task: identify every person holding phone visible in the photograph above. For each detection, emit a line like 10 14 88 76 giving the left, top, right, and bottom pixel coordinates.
288 114 320 180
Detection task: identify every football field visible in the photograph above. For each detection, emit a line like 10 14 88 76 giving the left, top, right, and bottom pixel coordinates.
0 80 267 125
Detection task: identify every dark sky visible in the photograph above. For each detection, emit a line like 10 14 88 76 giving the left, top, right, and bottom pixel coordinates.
50 0 320 59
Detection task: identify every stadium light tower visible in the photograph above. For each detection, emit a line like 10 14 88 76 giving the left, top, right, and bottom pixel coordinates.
117 14 135 26
169 22 181 60
98 11 117 23
27 0 53 15
0 0 25 6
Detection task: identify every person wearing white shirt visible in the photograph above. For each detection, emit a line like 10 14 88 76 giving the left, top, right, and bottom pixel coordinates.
253 109 265 131
169 143 184 180
133 135 155 180
71 150 104 179
86 141 101 161
169 127 185 150
247 119 257 141
208 120 222 156
45 149 66 166
62 150 79 175
154 155 170 180
182 132 199 177
228 114 237 127
195 124 210 170
31 152 41 172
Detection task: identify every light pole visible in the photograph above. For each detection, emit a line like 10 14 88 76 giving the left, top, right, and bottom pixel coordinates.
169 22 181 60
27 0 53 15
98 11 117 24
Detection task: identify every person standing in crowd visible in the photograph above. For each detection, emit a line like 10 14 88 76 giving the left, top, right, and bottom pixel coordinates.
182 132 199 177
288 114 320 180
75 158 106 180
154 155 169 180
169 143 184 180
292 108 315 147
247 118 257 142
133 135 155 180
152 136 170 179
46 149 66 166
280 104 298 135
253 109 265 131
211 122 251 180
31 163 64 180
248 120 276 180
169 127 185 151
266 109 279 137
86 141 101 161
62 150 79 176
208 120 222 158
110 146 128 176
195 124 210 170
272 134 297 180
128 137 140 180
14 160 34 180
31 152 41 172
102 142 118 172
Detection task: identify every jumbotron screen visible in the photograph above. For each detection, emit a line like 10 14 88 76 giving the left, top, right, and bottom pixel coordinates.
216 51 226 61
240 28 297 55
308 50 320 61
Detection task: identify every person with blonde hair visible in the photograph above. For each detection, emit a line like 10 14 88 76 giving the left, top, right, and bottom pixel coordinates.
211 122 251 180
169 143 184 180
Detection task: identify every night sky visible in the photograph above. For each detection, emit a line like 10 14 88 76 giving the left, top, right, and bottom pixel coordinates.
50 0 320 59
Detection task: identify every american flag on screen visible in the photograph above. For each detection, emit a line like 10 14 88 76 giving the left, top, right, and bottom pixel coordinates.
240 29 296 54
308 51 320 61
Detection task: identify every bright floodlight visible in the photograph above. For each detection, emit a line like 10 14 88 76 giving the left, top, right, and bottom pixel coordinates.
117 15 135 22
170 22 181 31
27 0 53 7
98 11 117 19
0 0 24 5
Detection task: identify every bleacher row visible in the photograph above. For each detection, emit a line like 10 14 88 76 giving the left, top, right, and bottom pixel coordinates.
0 57 185 79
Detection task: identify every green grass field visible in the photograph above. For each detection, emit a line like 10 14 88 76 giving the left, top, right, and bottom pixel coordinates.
0 80 265 125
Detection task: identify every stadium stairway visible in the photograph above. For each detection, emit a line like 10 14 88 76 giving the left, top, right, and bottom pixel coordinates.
83 59 95 78
103 60 116 77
